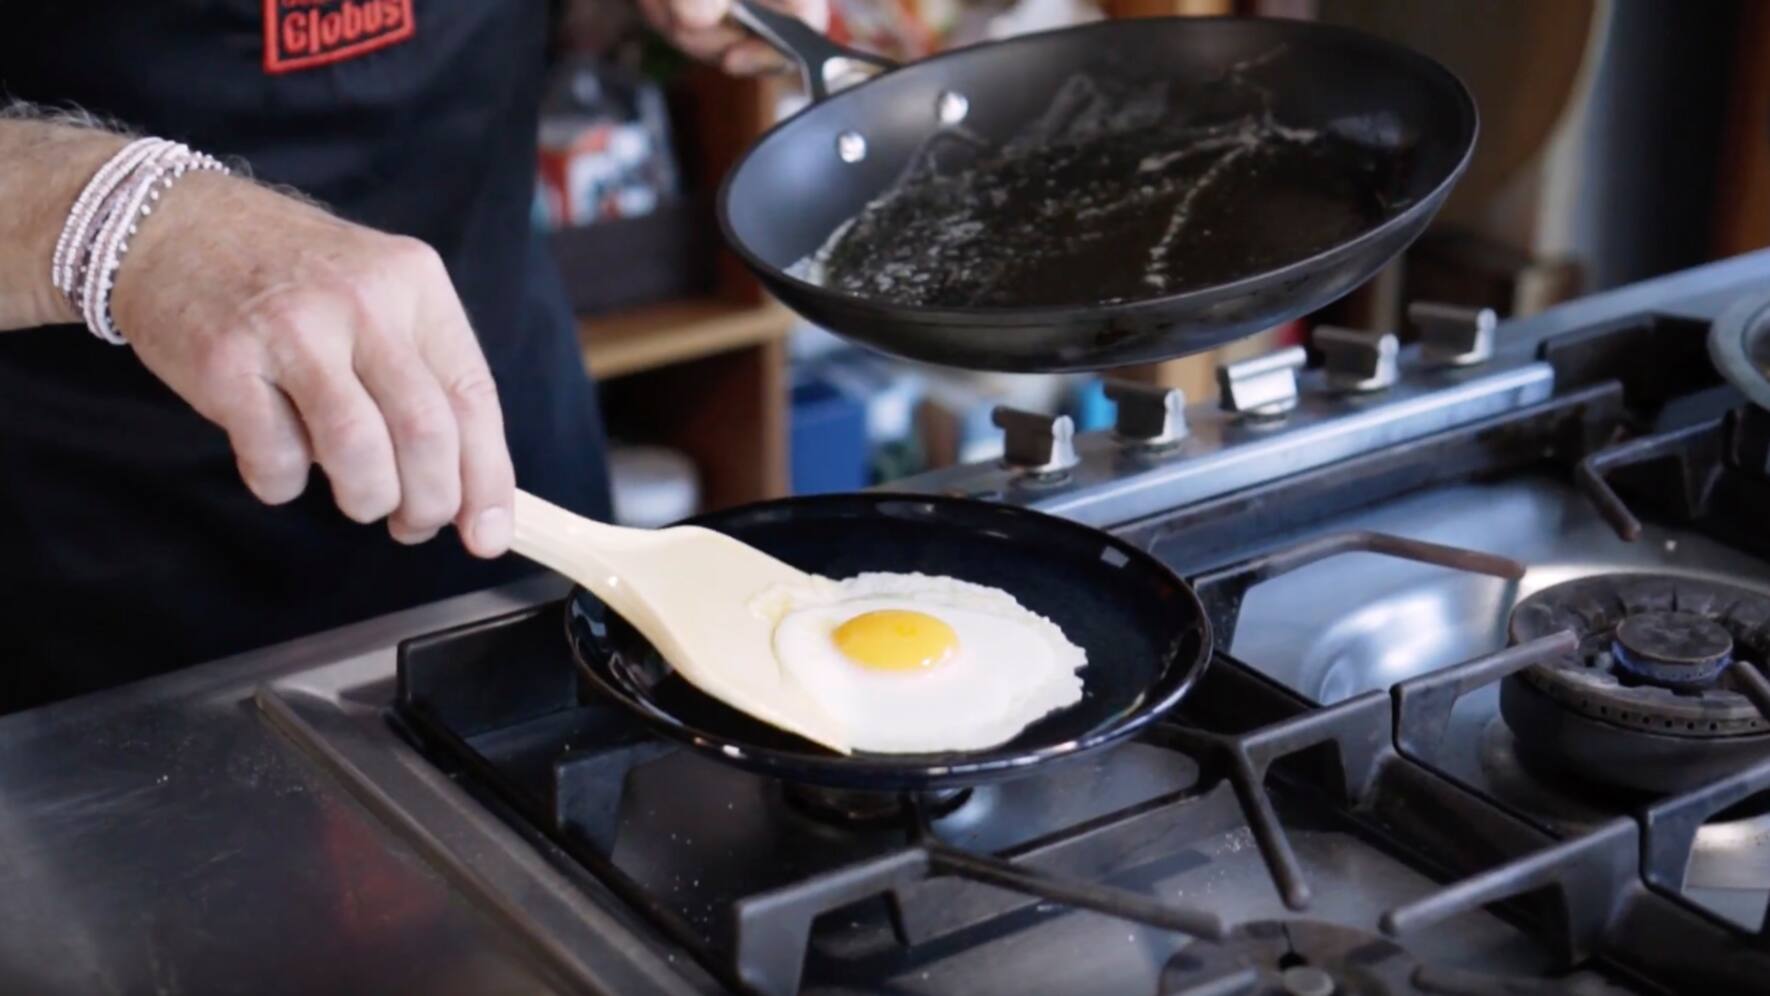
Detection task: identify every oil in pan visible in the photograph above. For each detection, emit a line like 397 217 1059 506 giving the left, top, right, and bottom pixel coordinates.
793 70 1405 310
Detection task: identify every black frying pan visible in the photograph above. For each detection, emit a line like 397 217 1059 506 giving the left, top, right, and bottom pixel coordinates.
720 7 1478 372
565 494 1211 791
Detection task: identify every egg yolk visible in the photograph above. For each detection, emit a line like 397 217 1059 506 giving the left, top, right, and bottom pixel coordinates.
832 610 957 671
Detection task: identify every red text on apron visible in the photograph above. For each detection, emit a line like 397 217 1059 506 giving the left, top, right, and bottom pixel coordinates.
262 0 416 74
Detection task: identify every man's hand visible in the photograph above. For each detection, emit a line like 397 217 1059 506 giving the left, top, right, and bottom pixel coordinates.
638 0 830 76
1 114 514 556
100 171 516 556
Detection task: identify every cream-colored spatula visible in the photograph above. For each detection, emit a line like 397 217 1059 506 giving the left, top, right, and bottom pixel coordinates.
510 488 852 753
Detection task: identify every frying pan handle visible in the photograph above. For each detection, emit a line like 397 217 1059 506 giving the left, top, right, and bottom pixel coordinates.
733 0 895 103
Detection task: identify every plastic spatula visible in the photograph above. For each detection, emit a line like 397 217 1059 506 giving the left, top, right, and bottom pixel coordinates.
510 488 851 752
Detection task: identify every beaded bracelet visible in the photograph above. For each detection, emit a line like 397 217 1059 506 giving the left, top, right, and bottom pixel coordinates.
51 138 230 344
51 137 163 296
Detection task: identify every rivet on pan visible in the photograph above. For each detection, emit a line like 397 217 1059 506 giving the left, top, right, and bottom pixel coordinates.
937 91 969 126
836 131 867 163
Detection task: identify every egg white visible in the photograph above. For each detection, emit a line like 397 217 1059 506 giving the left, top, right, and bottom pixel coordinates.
752 573 1087 753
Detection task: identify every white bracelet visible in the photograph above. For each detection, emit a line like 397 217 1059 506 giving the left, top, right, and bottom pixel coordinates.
57 139 173 323
52 137 167 301
83 143 186 344
51 137 230 345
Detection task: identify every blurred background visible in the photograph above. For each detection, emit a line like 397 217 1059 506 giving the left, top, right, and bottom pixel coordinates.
537 0 1767 527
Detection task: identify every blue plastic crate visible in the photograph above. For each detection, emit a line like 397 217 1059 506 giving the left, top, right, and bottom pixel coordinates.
791 379 870 495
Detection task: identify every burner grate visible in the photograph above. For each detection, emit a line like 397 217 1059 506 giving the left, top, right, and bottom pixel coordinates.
392 525 1770 996
399 606 1242 996
1575 405 1770 560
1381 623 1770 986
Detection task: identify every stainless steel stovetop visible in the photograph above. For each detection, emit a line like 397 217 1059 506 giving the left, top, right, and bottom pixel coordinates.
1229 474 1770 930
66 254 1770 996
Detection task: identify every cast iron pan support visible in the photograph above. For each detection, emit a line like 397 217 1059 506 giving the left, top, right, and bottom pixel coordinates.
1641 666 1770 941
1190 530 1526 653
1159 693 1395 911
1390 633 1578 767
1573 416 1729 542
1381 630 1643 969
726 809 1227 996
1385 653 1770 963
1173 532 1527 911
1152 632 1571 925
1573 402 1770 542
1381 818 1641 967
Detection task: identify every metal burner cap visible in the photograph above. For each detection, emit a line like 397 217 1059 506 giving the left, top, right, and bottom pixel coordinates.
1612 610 1735 686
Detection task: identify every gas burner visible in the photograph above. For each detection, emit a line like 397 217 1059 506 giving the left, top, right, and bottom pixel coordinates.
1158 920 1418 996
1501 574 1770 793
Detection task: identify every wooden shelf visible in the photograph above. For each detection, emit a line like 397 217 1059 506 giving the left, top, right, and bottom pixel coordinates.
578 298 794 380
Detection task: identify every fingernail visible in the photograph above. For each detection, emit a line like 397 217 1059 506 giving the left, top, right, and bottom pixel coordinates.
391 525 439 546
686 0 724 26
474 506 512 555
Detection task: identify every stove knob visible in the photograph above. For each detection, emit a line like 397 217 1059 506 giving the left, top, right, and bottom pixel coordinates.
1217 345 1306 420
1103 380 1188 448
1409 301 1496 367
1314 325 1399 394
991 406 1079 476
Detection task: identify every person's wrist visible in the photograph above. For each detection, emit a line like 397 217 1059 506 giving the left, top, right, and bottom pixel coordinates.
14 129 129 329
108 169 240 340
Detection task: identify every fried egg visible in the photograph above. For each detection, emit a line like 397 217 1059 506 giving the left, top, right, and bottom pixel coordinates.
750 573 1087 753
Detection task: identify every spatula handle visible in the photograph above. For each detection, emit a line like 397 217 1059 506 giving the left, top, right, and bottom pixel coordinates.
511 489 650 609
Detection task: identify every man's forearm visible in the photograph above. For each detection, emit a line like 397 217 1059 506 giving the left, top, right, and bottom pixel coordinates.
0 104 130 331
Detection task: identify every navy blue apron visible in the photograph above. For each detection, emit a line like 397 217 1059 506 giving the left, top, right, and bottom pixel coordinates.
0 1 611 710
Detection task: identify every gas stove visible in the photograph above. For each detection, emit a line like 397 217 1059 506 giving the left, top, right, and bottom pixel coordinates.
264 258 1770 996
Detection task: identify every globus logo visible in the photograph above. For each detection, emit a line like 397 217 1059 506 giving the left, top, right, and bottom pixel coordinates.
262 0 416 74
